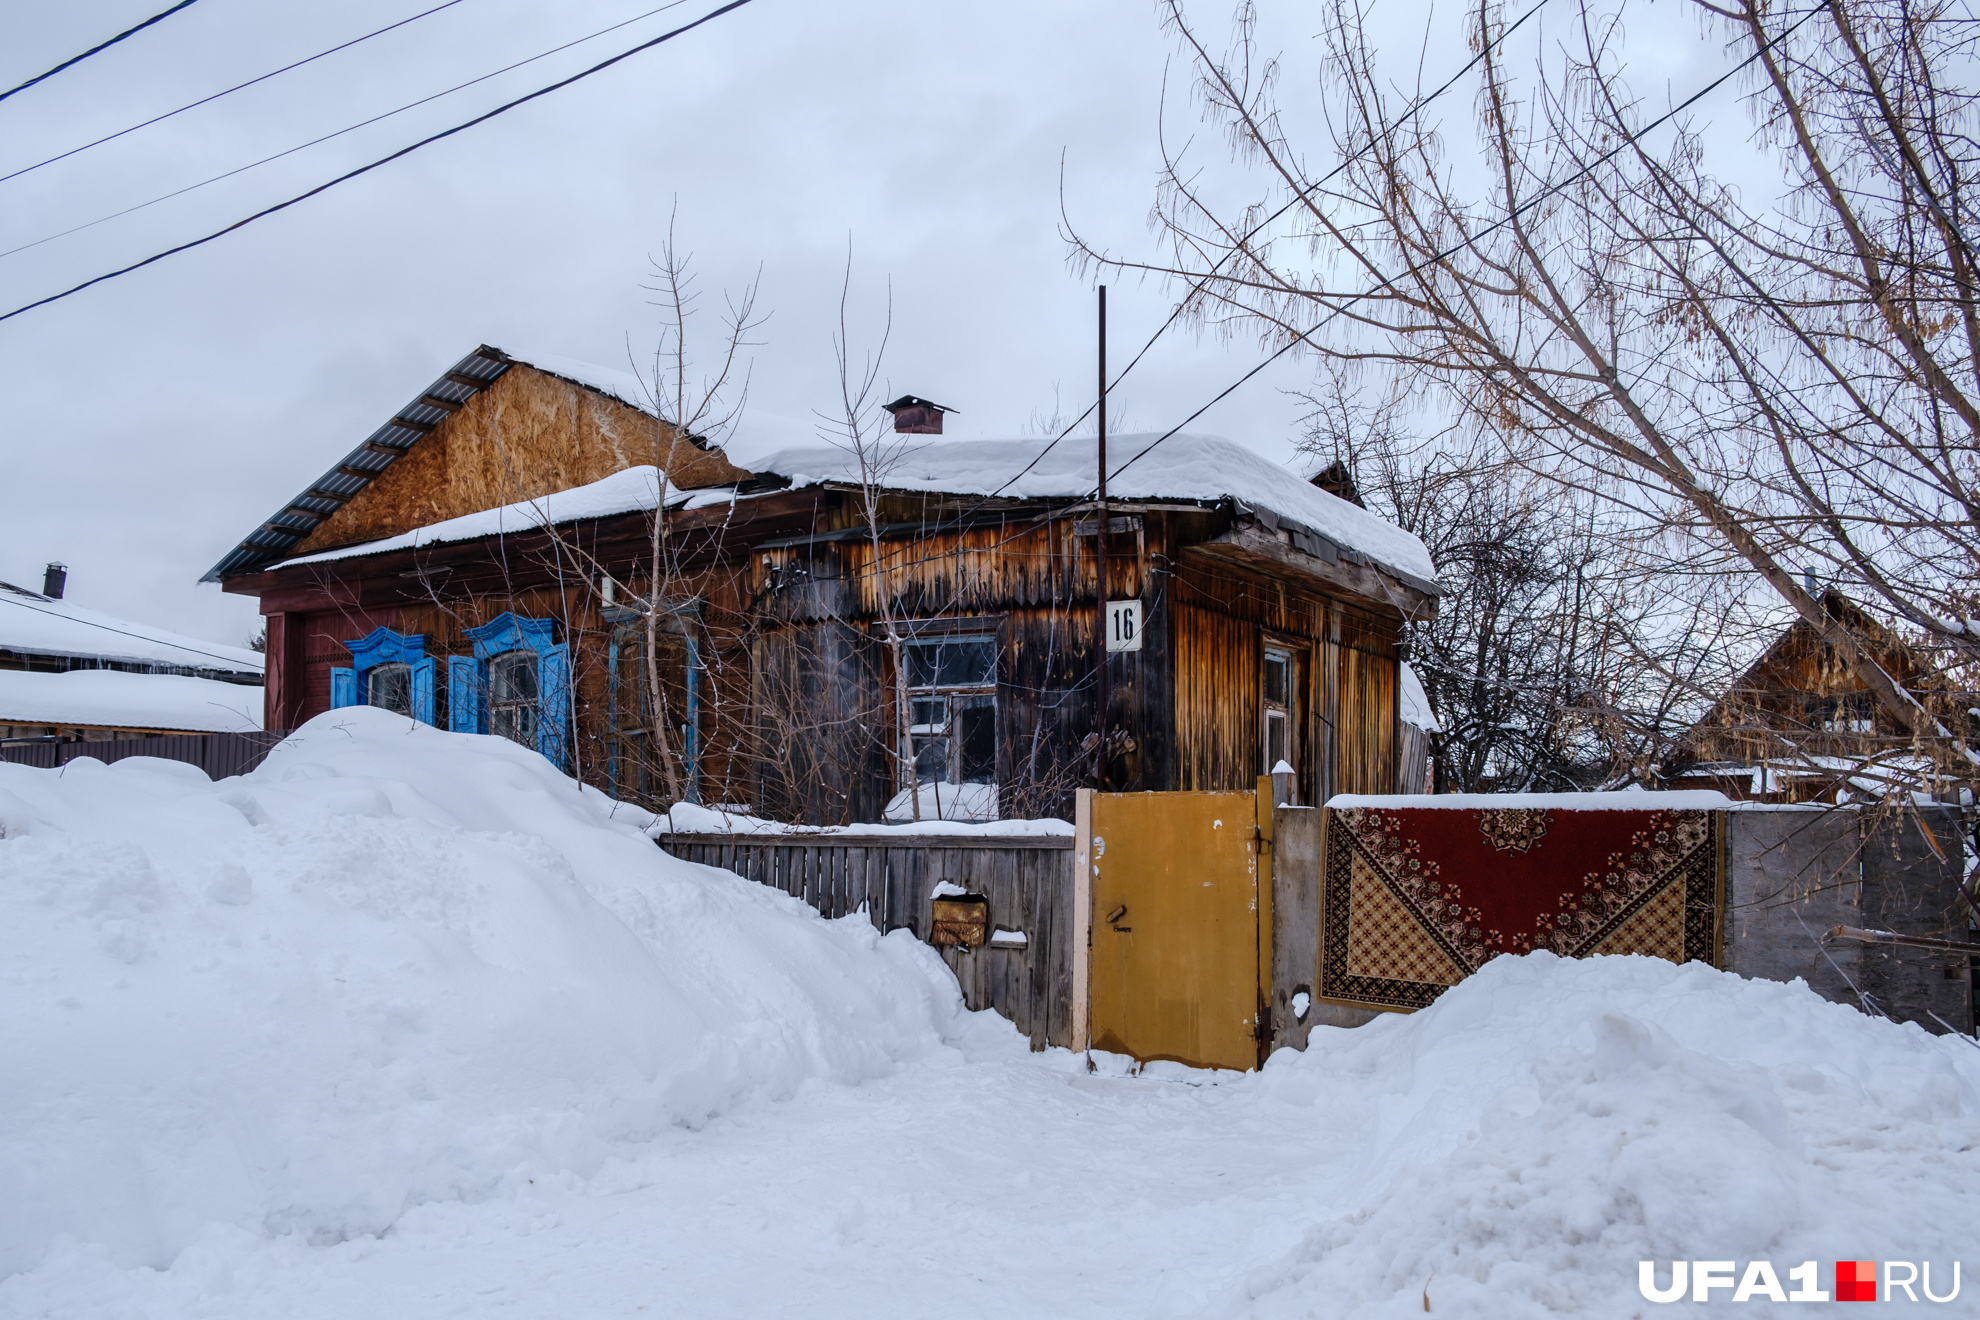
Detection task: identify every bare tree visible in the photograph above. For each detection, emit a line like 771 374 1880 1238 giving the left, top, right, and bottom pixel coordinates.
817 254 927 819
630 208 764 804
1070 0 1980 799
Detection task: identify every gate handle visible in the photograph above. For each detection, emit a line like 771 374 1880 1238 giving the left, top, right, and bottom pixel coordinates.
1106 904 1130 931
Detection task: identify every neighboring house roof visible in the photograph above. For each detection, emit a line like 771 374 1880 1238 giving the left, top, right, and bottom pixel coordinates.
202 344 664 584
0 582 263 675
749 433 1441 593
0 668 263 733
1677 591 1930 751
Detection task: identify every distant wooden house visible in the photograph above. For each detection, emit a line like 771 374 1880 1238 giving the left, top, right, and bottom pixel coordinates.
1 566 263 744
1661 591 1954 802
210 344 1440 824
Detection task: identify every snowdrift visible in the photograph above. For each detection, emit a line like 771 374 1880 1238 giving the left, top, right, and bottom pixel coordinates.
1248 953 1980 1317
0 709 972 1277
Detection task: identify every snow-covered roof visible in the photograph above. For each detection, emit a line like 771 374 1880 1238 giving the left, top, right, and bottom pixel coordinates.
494 346 654 416
0 668 263 732
0 584 263 674
1399 661 1439 732
749 432 1440 590
275 467 739 568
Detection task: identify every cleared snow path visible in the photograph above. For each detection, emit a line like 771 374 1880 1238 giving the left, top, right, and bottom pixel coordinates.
11 1043 1344 1318
4 713 1977 1317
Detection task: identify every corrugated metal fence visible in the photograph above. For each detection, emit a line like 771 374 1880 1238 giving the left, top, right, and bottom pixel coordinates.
0 731 286 779
656 832 1075 1050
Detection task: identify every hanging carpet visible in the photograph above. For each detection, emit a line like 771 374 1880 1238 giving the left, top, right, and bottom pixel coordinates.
1320 799 1724 1012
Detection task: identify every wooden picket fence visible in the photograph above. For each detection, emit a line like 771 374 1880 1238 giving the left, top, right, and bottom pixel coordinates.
655 831 1076 1050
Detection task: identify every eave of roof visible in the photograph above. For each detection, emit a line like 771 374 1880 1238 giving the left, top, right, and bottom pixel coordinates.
203 344 521 583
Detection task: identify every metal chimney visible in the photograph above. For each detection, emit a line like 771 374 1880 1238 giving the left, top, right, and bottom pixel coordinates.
42 562 67 600
881 395 955 435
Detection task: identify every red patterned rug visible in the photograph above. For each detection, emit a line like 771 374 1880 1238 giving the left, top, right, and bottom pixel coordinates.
1320 802 1724 1011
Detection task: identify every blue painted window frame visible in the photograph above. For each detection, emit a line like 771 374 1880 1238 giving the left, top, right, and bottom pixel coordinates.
331 627 436 725
457 613 570 766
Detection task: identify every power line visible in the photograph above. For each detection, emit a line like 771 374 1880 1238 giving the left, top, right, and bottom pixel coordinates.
0 0 203 105
0 593 259 671
843 0 1830 595
1101 0 1832 492
976 0 1559 506
0 0 691 264
0 0 473 188
0 0 756 326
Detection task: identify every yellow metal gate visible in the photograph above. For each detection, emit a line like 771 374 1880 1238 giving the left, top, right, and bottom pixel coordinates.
1080 790 1266 1071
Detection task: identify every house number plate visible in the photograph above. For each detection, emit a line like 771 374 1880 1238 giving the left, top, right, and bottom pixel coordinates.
1106 599 1143 653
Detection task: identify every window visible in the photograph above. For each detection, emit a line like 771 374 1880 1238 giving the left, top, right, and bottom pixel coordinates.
606 622 697 805
458 613 570 767
488 650 539 748
366 661 412 715
905 635 997 785
1263 646 1295 785
335 626 435 724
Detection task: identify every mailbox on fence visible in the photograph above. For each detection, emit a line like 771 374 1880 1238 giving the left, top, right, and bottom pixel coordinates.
930 893 990 949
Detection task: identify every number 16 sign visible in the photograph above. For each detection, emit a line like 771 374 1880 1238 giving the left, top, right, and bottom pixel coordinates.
1106 599 1143 652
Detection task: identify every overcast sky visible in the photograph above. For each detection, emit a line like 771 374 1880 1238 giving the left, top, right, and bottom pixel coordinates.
0 0 1722 649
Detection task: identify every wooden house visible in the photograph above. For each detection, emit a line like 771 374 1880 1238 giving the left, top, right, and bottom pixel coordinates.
1661 591 1957 802
210 344 1440 824
1 566 263 745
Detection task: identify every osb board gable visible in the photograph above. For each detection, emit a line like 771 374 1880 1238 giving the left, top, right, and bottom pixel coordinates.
291 364 752 557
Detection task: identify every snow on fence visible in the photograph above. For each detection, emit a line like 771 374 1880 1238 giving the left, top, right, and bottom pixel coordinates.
654 831 1076 1049
0 730 285 779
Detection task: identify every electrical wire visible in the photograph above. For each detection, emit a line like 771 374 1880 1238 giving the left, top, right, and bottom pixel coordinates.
0 0 473 188
1099 0 1833 492
817 0 1832 595
0 0 202 105
0 0 690 264
975 0 1560 506
0 0 754 325
0 592 259 671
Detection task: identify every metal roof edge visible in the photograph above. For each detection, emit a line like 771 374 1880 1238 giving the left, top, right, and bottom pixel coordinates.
201 344 516 584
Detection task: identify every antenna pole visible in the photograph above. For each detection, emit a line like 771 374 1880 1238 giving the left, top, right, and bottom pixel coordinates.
1095 284 1109 792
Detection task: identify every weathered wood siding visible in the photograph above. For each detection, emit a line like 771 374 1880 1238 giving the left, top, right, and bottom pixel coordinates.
655 832 1076 1048
248 475 1407 825
1170 553 1400 800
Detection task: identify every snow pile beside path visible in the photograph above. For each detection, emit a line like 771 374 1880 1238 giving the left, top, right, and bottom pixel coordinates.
0 708 972 1277
1247 954 1980 1317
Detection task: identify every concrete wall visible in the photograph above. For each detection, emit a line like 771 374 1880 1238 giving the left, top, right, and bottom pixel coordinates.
1269 804 1322 1052
1270 802 1381 1043
1724 805 1972 1035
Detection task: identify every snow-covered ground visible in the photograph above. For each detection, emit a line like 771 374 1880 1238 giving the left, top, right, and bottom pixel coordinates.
3 711 1976 1317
